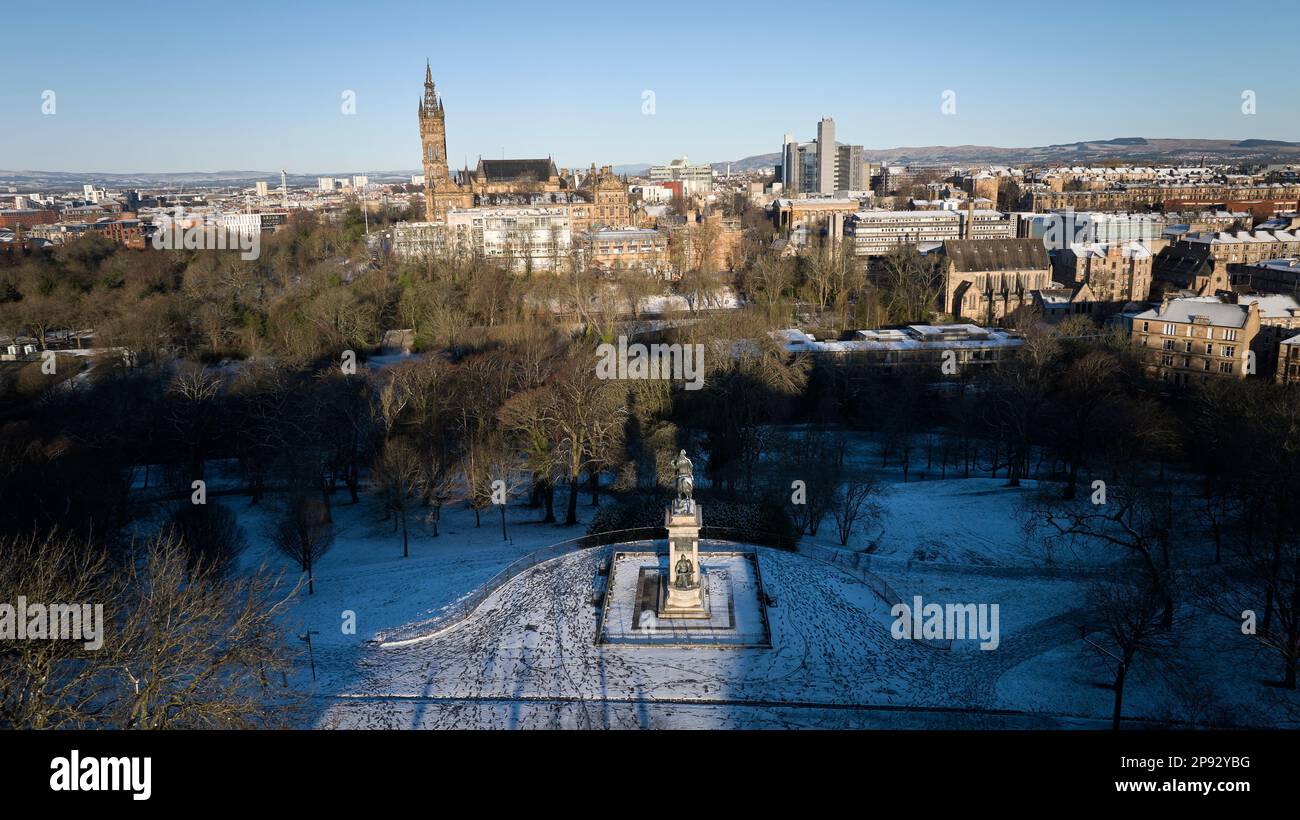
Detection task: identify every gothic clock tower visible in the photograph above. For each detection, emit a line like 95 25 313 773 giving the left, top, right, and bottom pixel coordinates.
418 62 468 222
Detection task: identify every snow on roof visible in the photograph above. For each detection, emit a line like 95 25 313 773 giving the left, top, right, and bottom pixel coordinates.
775 325 1022 354
1132 297 1251 328
1035 289 1075 305
1185 229 1300 246
1069 241 1153 260
1238 294 1300 319
1256 257 1300 271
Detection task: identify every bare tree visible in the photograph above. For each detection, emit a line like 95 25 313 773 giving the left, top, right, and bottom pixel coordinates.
268 495 335 594
372 438 427 558
168 500 248 576
1085 576 1173 730
1038 477 1178 628
780 428 844 536
0 530 296 729
112 535 298 728
829 479 885 547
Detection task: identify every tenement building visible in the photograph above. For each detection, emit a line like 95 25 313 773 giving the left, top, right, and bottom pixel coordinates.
1152 229 1300 297
1129 296 1259 384
1277 334 1300 385
1231 257 1300 294
1026 183 1300 214
1238 294 1300 378
1057 241 1154 306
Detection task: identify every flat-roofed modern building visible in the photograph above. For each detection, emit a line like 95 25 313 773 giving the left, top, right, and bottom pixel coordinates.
776 323 1023 374
582 227 668 275
648 157 713 196
846 210 962 256
447 206 572 271
388 205 574 271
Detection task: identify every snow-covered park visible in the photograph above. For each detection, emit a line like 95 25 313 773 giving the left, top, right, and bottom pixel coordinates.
137 459 1298 729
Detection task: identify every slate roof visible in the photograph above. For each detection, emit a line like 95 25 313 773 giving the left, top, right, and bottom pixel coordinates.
476 159 558 182
1238 294 1300 319
941 238 1050 272
1132 297 1251 328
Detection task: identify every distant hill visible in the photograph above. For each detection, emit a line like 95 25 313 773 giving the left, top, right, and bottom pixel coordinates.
710 137 1300 173
610 163 651 176
0 169 419 190
6 137 1298 189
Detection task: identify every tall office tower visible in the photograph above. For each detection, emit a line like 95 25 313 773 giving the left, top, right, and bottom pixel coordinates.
781 133 799 192
816 118 836 194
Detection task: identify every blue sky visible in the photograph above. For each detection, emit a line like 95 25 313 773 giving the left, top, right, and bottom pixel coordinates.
1 0 1296 173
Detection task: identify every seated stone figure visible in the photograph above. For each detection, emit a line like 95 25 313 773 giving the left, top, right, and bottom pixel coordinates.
674 552 694 590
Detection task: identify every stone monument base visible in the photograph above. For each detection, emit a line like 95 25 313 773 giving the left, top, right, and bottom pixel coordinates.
596 551 771 647
658 570 711 619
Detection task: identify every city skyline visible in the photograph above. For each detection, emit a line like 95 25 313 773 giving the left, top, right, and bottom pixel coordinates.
2 0 1298 173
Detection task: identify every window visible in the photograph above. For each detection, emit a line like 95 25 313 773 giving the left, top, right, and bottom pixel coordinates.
1164 323 1177 335
1206 344 1214 356
1223 346 1235 358
1185 341 1193 353
1224 329 1238 341
1219 361 1234 374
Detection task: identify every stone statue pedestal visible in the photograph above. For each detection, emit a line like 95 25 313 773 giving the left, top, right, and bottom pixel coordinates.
659 502 709 618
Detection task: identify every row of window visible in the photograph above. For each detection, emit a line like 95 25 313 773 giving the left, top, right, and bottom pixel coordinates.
1160 355 1235 374
1159 338 1237 357
1140 321 1238 341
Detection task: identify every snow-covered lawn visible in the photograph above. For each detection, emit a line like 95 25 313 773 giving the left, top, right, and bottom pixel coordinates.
130 464 1298 728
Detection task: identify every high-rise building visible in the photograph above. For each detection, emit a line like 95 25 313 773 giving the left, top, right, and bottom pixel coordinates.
816 118 836 195
781 118 865 196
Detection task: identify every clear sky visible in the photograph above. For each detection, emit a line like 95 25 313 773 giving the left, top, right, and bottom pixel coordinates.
1 0 1296 173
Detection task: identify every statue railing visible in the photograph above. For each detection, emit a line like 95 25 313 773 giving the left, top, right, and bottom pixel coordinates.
375 526 663 647
373 523 934 649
